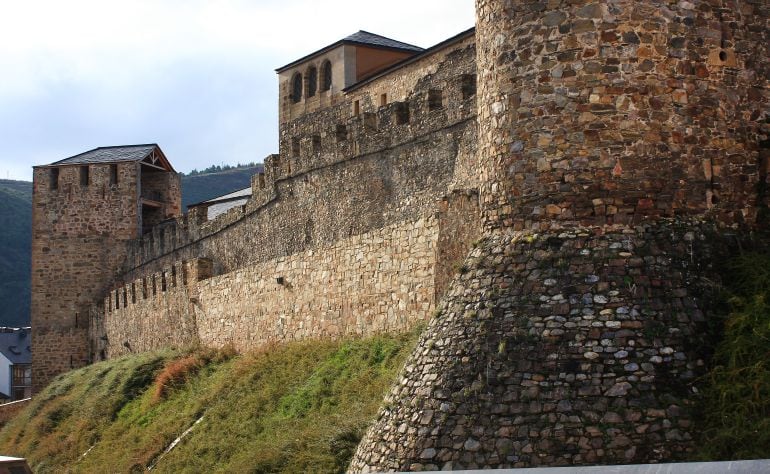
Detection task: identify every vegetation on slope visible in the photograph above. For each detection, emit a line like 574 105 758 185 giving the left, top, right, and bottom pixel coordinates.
0 180 32 327
694 250 770 460
0 331 418 473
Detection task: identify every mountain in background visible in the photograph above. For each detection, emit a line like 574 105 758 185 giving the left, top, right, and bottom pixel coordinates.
0 180 33 328
180 164 262 209
0 164 262 327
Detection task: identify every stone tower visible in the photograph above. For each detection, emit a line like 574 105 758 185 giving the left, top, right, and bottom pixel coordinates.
351 0 768 470
31 145 180 392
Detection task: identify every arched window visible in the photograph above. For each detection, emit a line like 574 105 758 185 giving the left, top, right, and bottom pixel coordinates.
307 66 318 97
321 60 332 92
291 73 302 103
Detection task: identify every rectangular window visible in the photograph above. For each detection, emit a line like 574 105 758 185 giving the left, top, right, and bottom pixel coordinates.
336 124 347 142
461 74 476 100
131 283 137 304
428 89 443 110
394 102 410 125
312 135 321 154
109 164 118 185
353 100 360 116
380 93 387 107
291 138 300 158
12 364 31 400
79 166 90 186
50 168 59 190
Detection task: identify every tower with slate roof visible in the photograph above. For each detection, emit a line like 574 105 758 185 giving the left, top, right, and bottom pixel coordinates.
30 144 180 392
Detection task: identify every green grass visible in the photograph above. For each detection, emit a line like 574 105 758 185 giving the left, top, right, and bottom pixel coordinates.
694 251 770 460
0 332 418 473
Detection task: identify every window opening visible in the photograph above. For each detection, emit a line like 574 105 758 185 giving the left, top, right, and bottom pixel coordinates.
79 166 89 186
307 66 317 97
353 100 360 116
428 89 443 110
50 168 59 190
461 74 476 100
336 124 348 142
380 93 387 107
292 138 300 157
321 61 332 91
395 102 410 124
291 73 303 103
109 164 118 185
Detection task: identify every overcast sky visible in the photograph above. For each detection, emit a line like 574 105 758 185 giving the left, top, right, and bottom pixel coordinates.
0 0 474 181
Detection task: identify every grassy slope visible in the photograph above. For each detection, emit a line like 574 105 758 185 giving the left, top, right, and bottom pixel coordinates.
0 180 32 327
0 331 419 473
693 251 770 460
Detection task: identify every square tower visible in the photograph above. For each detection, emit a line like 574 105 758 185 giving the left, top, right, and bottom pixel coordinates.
30 144 180 392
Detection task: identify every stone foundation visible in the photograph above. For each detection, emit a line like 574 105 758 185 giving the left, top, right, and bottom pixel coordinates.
350 221 719 471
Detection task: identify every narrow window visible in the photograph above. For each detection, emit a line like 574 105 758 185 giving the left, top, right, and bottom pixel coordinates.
307 66 318 97
171 266 177 288
115 289 120 309
395 102 410 124
336 124 347 142
109 164 118 185
142 277 148 299
353 100 360 116
461 74 476 100
161 272 167 292
292 137 300 157
428 89 443 110
312 135 321 154
79 166 89 186
321 60 332 92
291 73 303 103
380 93 387 107
123 288 128 307
131 283 136 304
50 168 59 190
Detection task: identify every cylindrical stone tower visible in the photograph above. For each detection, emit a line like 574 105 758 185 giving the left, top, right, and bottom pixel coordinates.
476 0 768 231
350 1 768 471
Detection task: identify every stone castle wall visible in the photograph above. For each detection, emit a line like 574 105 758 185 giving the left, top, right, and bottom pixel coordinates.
99 217 440 357
350 0 769 470
91 35 481 360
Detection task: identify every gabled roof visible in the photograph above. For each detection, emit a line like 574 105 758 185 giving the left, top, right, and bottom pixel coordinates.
188 186 253 210
345 27 476 92
343 31 423 52
37 144 175 172
276 30 424 73
0 328 31 365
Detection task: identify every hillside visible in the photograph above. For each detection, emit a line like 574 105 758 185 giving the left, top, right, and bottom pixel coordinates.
0 331 418 473
0 180 33 327
180 165 262 209
0 165 262 327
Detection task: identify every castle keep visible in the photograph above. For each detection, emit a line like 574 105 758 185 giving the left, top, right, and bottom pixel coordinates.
32 0 768 469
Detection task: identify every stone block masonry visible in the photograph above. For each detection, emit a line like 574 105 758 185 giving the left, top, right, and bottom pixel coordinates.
100 218 440 356
350 221 719 471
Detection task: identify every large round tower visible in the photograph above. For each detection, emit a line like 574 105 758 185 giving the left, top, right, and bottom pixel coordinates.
476 0 767 230
350 1 768 471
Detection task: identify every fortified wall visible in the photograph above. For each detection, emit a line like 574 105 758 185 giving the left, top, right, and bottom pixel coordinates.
31 0 769 469
89 31 481 360
350 0 769 470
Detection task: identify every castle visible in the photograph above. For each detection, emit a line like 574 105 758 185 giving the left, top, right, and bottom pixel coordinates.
31 0 768 470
